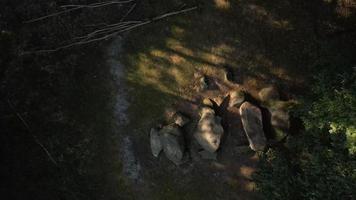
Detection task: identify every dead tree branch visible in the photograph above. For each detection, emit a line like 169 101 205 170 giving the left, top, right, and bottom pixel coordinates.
25 0 134 23
22 6 198 54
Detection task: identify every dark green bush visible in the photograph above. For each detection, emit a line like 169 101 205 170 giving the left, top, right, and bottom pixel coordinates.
255 66 356 200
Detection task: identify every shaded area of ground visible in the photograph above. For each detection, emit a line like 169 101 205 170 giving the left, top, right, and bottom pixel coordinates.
1 43 134 199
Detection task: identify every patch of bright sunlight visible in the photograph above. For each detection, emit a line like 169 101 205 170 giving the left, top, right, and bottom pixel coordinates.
214 0 231 10
244 4 293 30
170 25 185 37
240 165 255 179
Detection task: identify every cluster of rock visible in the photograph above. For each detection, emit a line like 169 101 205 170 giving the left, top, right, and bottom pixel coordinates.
150 113 189 165
150 72 292 165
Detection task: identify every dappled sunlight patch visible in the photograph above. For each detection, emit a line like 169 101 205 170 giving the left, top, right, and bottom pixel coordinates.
165 38 181 49
239 165 255 179
270 19 293 30
168 66 187 86
244 181 256 191
199 51 225 66
243 4 293 30
212 43 235 55
126 53 180 96
225 176 257 192
169 54 185 64
214 0 231 10
150 49 167 58
166 38 194 57
243 78 262 89
335 0 356 17
170 25 185 37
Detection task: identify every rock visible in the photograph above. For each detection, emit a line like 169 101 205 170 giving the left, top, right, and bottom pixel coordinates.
173 112 190 127
159 124 185 165
196 76 208 92
164 107 177 122
268 101 290 141
223 67 234 82
228 90 245 107
194 107 224 152
198 150 217 160
259 86 279 102
202 98 214 107
212 96 224 106
239 102 267 151
194 71 203 78
150 128 162 157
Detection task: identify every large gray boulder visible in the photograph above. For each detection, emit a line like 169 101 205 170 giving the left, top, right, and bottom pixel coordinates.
239 102 267 151
159 124 185 165
194 107 224 153
150 128 162 157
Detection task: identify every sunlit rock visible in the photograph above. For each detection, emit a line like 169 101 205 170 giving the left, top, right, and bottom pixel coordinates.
173 112 190 127
194 107 224 152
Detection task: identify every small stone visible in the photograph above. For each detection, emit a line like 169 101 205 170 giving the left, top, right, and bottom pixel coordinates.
150 128 162 157
198 150 217 160
229 90 245 107
259 86 279 102
196 76 208 92
240 102 267 151
164 107 177 122
173 112 190 127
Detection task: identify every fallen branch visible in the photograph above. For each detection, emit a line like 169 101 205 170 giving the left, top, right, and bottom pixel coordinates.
120 3 137 22
25 0 134 23
7 98 58 166
22 6 198 54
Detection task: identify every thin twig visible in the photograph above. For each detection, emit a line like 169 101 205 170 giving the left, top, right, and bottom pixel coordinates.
120 3 137 22
22 6 198 55
25 0 134 23
7 98 58 166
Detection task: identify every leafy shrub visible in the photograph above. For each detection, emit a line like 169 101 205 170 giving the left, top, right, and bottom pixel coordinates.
255 65 356 200
303 66 356 154
255 132 356 200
